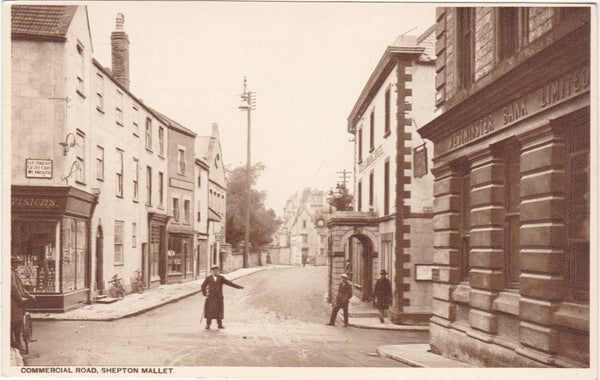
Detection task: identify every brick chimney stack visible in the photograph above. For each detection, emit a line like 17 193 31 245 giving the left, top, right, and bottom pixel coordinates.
111 13 130 90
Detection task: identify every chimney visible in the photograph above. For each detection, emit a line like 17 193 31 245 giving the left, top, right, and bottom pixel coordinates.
211 123 220 138
111 13 130 90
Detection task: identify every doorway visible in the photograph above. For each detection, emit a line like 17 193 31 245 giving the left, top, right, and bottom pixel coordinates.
95 225 104 294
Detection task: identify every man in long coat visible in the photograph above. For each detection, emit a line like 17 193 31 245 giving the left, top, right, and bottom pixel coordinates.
11 257 34 351
326 273 353 327
373 269 393 323
201 265 244 329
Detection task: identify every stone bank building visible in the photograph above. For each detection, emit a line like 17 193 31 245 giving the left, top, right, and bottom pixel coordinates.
418 7 590 366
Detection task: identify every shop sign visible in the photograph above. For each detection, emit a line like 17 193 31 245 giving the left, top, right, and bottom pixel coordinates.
26 159 53 178
12 197 58 209
439 65 590 155
413 144 428 178
359 145 384 173
415 264 435 281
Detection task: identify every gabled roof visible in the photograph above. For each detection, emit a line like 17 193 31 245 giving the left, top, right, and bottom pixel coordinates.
347 25 436 134
12 5 77 42
150 109 197 137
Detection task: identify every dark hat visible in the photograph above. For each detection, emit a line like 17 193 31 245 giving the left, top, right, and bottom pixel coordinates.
340 273 349 279
380 269 388 275
11 256 23 263
211 264 220 270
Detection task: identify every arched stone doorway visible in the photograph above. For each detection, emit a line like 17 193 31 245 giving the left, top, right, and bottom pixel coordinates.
347 234 375 301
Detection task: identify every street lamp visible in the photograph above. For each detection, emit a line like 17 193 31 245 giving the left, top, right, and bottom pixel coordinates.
239 77 256 268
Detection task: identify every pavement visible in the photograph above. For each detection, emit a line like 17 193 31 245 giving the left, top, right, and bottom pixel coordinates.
15 265 469 368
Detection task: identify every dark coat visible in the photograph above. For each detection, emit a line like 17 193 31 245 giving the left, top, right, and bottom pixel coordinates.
12 268 31 323
201 274 243 320
335 280 353 306
373 277 393 310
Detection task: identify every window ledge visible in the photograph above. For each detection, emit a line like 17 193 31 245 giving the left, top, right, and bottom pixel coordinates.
75 180 86 186
369 147 375 153
384 130 391 138
116 121 123 127
116 195 124 199
133 132 139 137
132 199 139 203
96 107 105 114
96 178 104 182
146 148 153 153
114 263 124 267
76 90 86 99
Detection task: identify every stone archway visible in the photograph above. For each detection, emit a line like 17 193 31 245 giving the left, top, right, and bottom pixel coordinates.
327 212 379 303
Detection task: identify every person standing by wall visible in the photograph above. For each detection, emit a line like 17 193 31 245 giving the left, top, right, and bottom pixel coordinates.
373 269 392 323
11 257 34 352
326 273 353 327
201 264 244 329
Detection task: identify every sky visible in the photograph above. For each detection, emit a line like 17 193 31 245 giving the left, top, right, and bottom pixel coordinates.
86 1 436 214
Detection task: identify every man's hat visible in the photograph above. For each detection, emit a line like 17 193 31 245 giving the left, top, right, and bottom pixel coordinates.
211 264 220 270
340 273 349 279
11 256 23 264
380 269 388 275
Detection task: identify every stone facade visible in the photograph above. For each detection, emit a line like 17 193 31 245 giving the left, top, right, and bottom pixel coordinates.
419 6 590 367
336 28 436 323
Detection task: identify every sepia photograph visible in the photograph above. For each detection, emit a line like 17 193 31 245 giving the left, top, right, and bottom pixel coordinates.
2 1 595 379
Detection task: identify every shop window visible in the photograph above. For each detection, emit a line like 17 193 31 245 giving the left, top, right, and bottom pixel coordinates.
116 149 123 197
184 241 192 274
358 127 363 162
369 111 375 152
96 74 104 111
150 225 161 279
96 145 104 181
502 141 521 286
168 238 183 274
114 221 124 265
61 218 88 291
457 7 475 88
565 119 589 302
12 221 59 293
133 158 139 202
116 90 123 126
145 118 152 151
75 130 86 184
146 166 152 206
184 199 191 224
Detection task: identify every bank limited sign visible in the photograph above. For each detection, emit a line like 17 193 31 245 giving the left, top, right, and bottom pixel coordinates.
26 159 53 178
439 65 590 155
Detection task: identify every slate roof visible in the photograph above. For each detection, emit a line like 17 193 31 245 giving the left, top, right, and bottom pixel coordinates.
12 5 77 41
150 108 197 137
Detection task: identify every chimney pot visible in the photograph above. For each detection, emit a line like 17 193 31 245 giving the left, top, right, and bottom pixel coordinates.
116 13 125 30
111 13 130 90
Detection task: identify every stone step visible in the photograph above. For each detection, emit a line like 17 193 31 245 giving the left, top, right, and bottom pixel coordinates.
95 297 119 304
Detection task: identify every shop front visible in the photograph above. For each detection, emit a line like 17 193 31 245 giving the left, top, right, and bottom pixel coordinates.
11 186 97 312
166 223 194 283
148 212 168 287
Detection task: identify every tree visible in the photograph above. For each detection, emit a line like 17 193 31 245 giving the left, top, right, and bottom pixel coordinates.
226 163 282 250
328 183 353 211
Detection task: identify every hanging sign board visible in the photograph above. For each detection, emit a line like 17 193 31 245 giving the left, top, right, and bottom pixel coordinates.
413 144 427 178
26 159 53 178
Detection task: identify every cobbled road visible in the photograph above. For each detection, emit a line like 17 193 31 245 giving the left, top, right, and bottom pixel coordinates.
24 266 428 367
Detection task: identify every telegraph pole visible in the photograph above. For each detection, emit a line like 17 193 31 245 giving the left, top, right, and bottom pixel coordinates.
239 77 256 268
